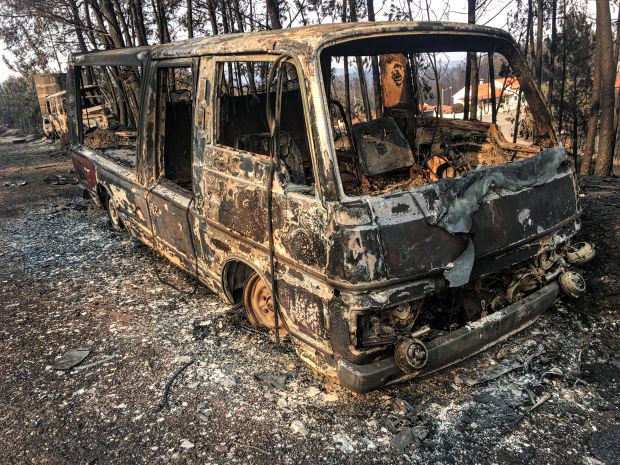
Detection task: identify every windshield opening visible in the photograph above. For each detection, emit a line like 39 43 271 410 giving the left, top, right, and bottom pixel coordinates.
320 35 555 197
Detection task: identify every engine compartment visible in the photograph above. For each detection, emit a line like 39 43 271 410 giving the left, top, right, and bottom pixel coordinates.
334 115 543 197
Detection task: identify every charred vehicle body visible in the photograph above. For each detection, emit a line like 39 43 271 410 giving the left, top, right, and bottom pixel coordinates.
68 22 594 393
46 85 113 137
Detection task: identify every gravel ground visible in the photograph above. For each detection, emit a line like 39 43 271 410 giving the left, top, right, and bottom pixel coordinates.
0 139 619 465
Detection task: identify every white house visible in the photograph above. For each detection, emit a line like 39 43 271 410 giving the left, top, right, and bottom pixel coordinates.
452 77 521 111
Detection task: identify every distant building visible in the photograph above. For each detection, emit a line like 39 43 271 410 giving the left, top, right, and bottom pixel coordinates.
452 77 521 111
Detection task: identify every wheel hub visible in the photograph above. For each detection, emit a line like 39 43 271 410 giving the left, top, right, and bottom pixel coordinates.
243 273 287 336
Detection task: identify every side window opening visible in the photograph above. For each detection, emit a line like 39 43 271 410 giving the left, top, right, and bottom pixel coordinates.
77 64 141 168
216 60 315 189
156 65 194 192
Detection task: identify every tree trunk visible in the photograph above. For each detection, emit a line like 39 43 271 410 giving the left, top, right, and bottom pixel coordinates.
558 0 567 132
348 0 371 121
366 0 382 117
467 0 478 120
464 53 471 120
514 0 534 140
342 0 351 122
205 0 219 35
111 0 133 47
187 0 194 38
547 0 557 105
594 0 615 175
83 2 99 49
470 54 479 120
231 0 245 32
88 0 113 48
528 0 535 63
266 0 282 29
151 0 171 43
582 35 602 175
611 5 620 163
129 0 148 46
70 2 88 53
535 0 543 86
99 0 126 48
572 67 578 166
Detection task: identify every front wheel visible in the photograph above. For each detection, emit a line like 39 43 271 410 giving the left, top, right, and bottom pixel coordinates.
242 272 287 336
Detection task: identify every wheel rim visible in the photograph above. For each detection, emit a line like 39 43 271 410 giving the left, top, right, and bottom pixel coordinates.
108 198 122 229
243 273 287 336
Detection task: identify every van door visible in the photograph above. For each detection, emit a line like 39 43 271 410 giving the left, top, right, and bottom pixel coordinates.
203 56 330 342
145 60 198 270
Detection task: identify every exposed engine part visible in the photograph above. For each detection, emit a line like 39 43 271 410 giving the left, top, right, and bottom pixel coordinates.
559 271 586 299
566 242 596 265
355 300 423 348
394 337 429 372
506 269 543 301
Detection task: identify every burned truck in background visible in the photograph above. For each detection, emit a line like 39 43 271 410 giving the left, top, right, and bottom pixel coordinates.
67 22 593 393
44 85 115 138
33 73 65 138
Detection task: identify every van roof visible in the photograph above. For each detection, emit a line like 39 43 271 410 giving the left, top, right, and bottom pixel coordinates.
72 21 516 66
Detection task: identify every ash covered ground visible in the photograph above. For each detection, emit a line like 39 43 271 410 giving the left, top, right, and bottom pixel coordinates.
0 139 619 465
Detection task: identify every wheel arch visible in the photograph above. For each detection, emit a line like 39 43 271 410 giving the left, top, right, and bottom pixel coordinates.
221 257 265 305
96 183 110 210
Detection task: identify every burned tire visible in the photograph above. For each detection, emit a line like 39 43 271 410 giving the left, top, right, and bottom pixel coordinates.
242 272 287 336
106 195 123 230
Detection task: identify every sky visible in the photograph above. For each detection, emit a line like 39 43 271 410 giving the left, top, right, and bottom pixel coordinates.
0 0 600 82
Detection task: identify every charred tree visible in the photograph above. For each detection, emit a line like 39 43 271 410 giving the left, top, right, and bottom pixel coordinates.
366 0 382 117
342 0 352 123
593 0 615 175
187 0 194 38
266 0 282 29
467 0 478 120
348 0 371 121
535 0 543 86
547 0 557 105
558 0 567 132
464 53 471 120
205 0 219 35
514 0 534 141
128 0 148 46
151 0 171 44
582 34 602 175
111 0 133 47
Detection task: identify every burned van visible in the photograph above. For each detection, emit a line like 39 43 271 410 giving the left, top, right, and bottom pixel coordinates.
46 85 112 136
68 22 593 393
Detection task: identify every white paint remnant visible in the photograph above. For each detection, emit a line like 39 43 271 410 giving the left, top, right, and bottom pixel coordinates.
517 208 531 226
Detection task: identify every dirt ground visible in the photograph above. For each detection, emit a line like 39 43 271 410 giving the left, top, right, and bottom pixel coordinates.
0 139 619 465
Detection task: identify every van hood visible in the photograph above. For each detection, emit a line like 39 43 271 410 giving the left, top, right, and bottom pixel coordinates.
363 147 577 286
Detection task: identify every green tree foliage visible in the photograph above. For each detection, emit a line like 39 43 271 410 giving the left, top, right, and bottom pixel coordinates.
558 10 595 154
0 76 41 131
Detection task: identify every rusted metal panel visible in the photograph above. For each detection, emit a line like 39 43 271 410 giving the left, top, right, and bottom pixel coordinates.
379 54 412 113
33 73 65 118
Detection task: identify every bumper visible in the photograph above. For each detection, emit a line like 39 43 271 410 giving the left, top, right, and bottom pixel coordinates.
337 281 560 393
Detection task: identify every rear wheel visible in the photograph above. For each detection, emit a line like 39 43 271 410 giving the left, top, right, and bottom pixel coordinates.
106 196 123 229
242 272 287 336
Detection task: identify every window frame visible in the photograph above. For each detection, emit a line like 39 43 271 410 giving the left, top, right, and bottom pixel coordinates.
211 54 320 195
151 58 196 187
